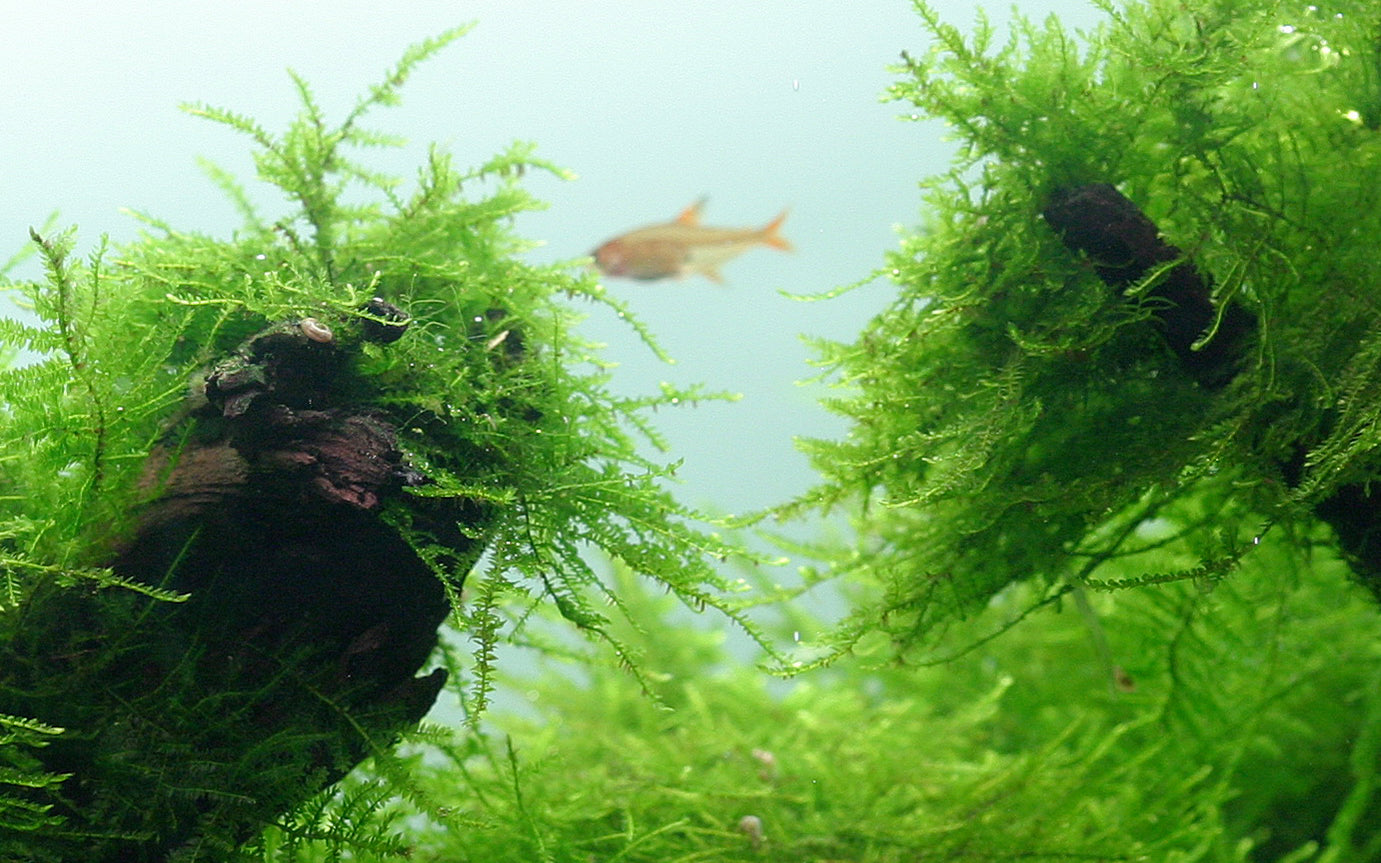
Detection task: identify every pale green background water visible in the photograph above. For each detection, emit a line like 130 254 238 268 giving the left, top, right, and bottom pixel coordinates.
2 0 1107 703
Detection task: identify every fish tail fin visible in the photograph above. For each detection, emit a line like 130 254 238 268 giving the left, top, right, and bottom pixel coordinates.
760 209 793 252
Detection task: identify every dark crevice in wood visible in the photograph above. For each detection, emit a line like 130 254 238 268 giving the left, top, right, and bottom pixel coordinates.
1042 182 1255 390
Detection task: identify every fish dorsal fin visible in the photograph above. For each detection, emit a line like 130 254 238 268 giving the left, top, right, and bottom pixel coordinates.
675 197 707 226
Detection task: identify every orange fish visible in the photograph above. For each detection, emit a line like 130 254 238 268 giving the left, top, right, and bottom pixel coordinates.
591 199 792 283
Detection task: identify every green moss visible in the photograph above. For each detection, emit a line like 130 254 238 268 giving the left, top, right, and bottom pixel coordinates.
257 516 1381 862
784 0 1381 663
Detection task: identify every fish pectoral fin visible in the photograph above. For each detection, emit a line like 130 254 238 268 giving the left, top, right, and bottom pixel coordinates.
701 266 725 284
676 197 707 226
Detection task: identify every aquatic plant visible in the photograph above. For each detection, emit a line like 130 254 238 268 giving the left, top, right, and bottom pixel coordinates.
0 27 758 860
789 0 1381 667
249 535 1381 862
7 0 1381 859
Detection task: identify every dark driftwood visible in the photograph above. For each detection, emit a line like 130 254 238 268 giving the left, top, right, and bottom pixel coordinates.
3 304 483 861
1042 183 1256 389
1043 183 1381 594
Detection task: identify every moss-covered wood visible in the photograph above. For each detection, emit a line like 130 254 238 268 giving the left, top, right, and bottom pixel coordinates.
787 0 1381 669
1041 182 1256 389
2 309 474 860
1044 181 1381 594
0 29 758 859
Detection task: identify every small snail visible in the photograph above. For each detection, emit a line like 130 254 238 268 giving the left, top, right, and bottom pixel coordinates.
299 317 335 344
738 814 765 850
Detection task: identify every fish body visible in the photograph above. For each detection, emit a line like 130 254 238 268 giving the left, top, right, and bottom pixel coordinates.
592 199 791 283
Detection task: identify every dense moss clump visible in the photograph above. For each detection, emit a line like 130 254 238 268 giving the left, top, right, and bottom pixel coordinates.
0 28 755 859
789 0 1381 663
252 540 1381 862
